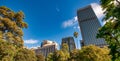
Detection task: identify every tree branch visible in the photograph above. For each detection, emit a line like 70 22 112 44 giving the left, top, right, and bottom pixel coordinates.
116 0 120 6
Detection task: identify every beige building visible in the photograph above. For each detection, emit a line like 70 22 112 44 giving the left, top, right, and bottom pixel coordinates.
35 40 58 57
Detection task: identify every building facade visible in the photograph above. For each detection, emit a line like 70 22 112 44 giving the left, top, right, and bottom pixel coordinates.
61 37 76 52
77 4 107 47
35 40 58 57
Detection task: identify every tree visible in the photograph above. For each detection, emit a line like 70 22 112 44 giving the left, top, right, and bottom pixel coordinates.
14 48 37 61
61 43 70 61
36 53 45 61
47 53 54 61
0 40 16 61
47 43 70 61
0 6 28 47
73 32 79 49
61 43 69 52
47 50 68 61
78 45 111 61
0 6 37 61
97 21 120 61
69 49 79 61
97 0 120 61
74 32 78 38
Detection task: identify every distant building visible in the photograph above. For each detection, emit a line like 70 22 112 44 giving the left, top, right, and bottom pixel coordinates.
35 40 58 57
80 40 84 47
77 3 107 47
61 37 76 52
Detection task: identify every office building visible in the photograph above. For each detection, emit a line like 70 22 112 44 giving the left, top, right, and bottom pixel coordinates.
35 40 58 57
61 37 76 52
77 3 107 47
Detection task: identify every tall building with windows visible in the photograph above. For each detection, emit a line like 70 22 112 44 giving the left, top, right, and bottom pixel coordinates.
77 3 107 47
61 37 76 52
35 40 58 57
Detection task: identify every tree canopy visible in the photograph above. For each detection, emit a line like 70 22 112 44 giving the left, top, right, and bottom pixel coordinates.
69 49 79 61
36 53 45 61
47 43 70 61
97 0 120 61
14 48 37 61
0 6 39 61
0 40 16 61
0 6 28 47
73 32 78 38
78 45 111 61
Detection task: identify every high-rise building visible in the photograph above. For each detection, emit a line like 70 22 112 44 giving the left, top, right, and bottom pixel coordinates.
77 3 107 47
61 37 76 52
35 40 58 57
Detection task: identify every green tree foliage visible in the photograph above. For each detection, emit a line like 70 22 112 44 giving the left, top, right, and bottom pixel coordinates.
61 43 70 61
100 0 120 20
73 31 79 49
36 53 45 61
47 43 70 61
78 45 111 61
0 6 37 61
47 53 54 61
14 48 37 61
0 6 28 47
47 50 67 61
97 21 120 61
47 45 111 61
61 43 69 52
73 32 78 38
97 0 120 61
0 40 16 61
69 49 79 61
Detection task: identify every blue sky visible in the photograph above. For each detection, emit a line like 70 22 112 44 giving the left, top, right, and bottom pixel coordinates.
0 0 100 49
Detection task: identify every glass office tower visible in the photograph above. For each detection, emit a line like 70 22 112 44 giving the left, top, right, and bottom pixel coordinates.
77 4 107 47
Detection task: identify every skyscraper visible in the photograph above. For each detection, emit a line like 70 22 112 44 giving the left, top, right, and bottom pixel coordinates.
61 37 76 52
77 3 107 47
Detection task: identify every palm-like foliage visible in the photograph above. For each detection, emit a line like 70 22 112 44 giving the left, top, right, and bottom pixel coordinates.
74 32 78 38
73 32 79 49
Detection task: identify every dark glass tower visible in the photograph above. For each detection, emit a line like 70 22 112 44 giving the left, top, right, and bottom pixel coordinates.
77 4 107 47
61 37 76 52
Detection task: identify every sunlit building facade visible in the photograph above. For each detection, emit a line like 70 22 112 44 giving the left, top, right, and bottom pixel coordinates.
35 40 58 57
